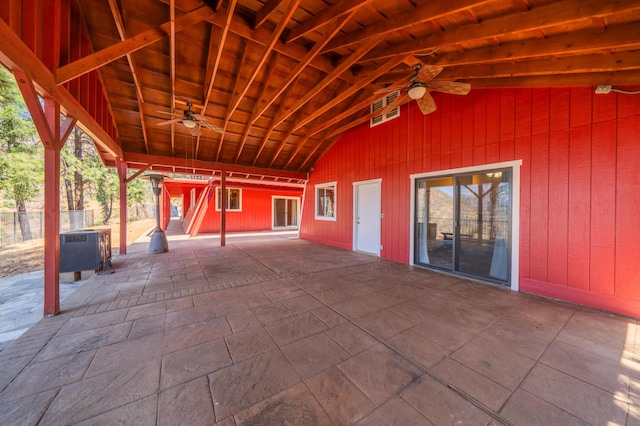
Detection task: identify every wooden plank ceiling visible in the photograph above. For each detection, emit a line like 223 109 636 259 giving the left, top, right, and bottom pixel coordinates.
67 0 640 175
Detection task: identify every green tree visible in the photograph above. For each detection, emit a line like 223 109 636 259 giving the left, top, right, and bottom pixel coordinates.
0 67 41 241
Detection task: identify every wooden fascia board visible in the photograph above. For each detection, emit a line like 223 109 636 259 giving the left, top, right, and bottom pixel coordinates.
466 70 640 88
55 6 215 85
363 0 640 62
123 152 307 180
284 0 374 43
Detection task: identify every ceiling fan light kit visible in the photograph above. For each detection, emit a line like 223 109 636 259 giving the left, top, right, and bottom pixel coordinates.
182 118 197 128
408 84 427 100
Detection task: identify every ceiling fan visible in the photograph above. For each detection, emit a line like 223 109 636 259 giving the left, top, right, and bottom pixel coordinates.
375 64 471 115
157 102 223 136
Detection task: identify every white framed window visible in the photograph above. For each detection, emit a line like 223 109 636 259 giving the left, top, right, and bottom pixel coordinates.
315 182 337 221
370 90 400 127
216 187 242 211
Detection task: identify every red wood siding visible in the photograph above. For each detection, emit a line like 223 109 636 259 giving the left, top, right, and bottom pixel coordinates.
165 181 302 234
300 87 640 317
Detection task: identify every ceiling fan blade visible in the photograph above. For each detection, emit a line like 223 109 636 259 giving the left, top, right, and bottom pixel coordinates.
193 114 224 133
157 118 183 126
157 111 181 117
374 84 406 95
189 126 202 137
416 92 437 115
416 65 443 83
428 80 471 95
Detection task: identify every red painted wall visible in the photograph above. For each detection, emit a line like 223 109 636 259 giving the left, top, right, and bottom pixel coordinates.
165 181 303 234
300 87 640 317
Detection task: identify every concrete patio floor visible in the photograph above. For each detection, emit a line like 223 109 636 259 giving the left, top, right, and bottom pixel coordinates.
0 225 638 425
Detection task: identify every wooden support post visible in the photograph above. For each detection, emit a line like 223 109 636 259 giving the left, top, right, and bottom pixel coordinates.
220 170 226 247
14 71 75 316
116 159 128 255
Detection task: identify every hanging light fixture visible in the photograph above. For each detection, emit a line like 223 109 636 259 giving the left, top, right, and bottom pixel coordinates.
408 83 427 100
182 118 197 128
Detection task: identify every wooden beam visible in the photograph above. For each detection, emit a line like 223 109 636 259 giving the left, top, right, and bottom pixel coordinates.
253 0 285 29
226 0 301 119
107 0 149 154
273 33 384 129
363 0 640 62
250 10 355 126
426 22 640 69
293 54 409 131
55 6 215 84
284 0 373 43
465 70 640 88
123 152 307 180
323 0 494 53
437 51 640 81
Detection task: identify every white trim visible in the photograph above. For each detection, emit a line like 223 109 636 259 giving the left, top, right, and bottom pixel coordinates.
315 181 337 221
352 178 383 255
409 160 522 291
215 187 243 212
271 196 301 230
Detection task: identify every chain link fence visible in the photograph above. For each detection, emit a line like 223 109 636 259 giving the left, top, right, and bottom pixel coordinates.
0 210 95 248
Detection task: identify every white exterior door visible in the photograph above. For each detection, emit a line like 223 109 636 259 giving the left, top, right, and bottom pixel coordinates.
354 179 381 255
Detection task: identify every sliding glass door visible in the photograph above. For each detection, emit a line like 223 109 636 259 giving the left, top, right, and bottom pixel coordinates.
415 169 512 285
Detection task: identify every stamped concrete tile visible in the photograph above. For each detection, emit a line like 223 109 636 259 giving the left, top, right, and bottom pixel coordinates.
57 308 128 335
410 316 475 351
0 389 58 426
281 294 324 315
338 343 423 405
540 339 631 396
387 329 448 369
40 359 161 424
355 396 433 425
479 315 558 360
225 326 277 363
165 304 217 329
282 332 349 379
128 313 166 339
158 378 214 426
357 308 417 340
35 322 132 362
209 349 300 421
226 310 261 332
306 366 374 424
500 388 588 426
451 336 536 390
431 357 511 412
434 304 501 334
326 321 377 356
164 316 232 354
266 311 328 346
401 374 493 425
161 338 232 390
166 295 194 313
521 363 628 425
311 306 347 328
125 300 167 321
86 332 164 378
331 299 375 320
253 303 293 325
234 382 332 426
1 350 94 401
75 395 158 426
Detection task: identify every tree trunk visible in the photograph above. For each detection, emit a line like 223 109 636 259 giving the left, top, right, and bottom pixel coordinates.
102 195 113 224
16 201 33 241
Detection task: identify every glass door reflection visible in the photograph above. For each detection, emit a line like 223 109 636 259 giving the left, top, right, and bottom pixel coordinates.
415 177 454 271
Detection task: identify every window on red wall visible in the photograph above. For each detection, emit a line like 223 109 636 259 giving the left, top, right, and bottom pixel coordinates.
216 187 242 211
315 182 336 221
